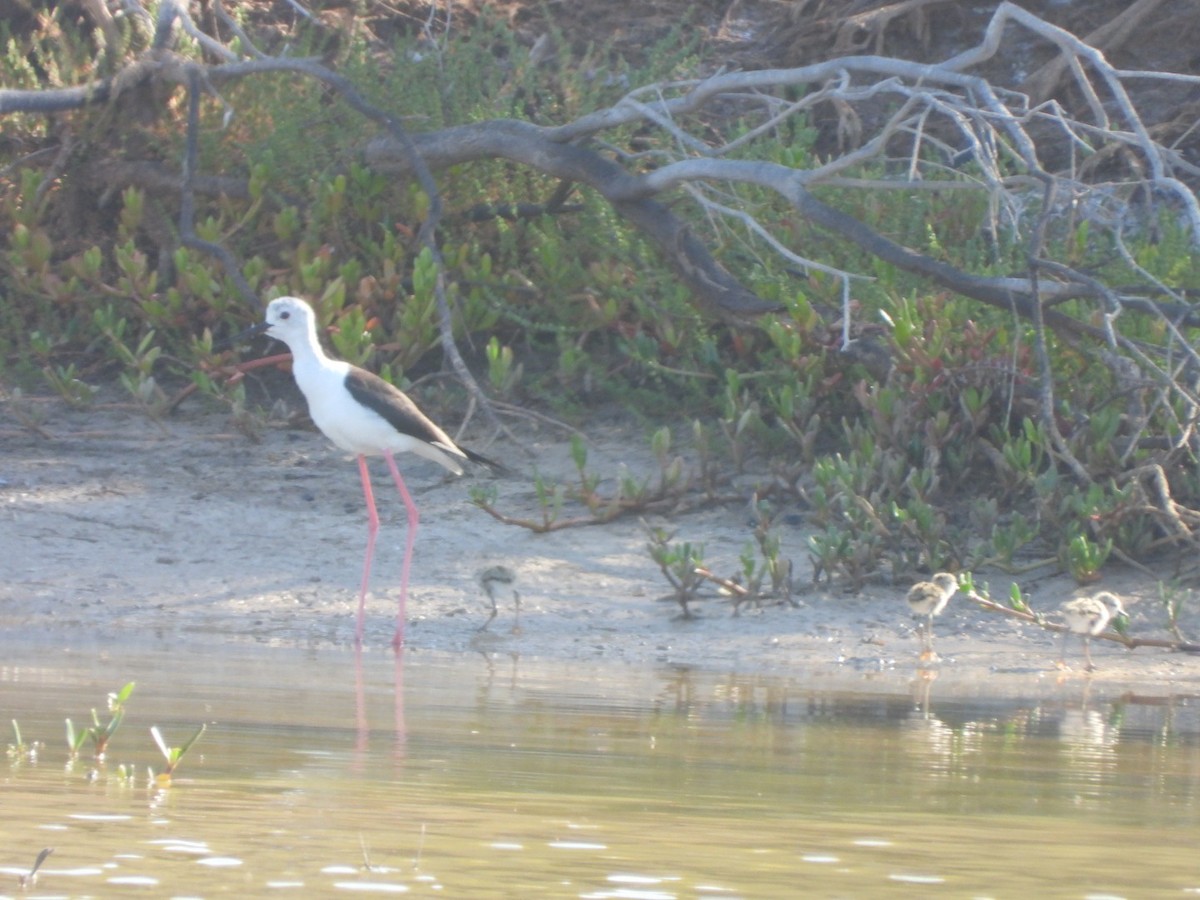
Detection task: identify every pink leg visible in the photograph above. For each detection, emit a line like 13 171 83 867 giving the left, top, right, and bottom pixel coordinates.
383 450 419 649
356 455 380 646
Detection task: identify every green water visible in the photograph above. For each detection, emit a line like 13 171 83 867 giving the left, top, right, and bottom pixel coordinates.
2 639 1198 898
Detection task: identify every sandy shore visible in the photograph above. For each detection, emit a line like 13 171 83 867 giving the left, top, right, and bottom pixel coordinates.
3 394 1199 699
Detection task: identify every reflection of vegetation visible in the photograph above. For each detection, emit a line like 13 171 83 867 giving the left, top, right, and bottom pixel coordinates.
4 6 1200 601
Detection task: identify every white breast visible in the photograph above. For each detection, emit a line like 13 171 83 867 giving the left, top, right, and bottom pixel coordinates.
291 359 414 456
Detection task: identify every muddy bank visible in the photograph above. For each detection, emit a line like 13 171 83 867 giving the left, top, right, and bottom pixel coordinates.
3 398 1198 699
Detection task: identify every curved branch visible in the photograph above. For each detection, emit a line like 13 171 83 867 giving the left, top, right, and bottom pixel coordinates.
363 119 1121 330
179 67 257 306
364 120 780 318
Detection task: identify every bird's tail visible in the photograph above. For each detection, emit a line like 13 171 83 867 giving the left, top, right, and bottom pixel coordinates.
463 446 509 475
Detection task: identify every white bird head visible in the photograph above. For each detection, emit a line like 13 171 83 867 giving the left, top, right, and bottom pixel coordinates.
1093 591 1127 617
260 296 319 348
227 296 320 351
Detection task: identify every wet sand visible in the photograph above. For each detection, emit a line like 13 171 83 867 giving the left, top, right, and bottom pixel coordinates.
3 395 1199 698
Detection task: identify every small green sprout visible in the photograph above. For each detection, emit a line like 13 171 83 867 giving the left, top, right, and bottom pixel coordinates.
8 719 43 762
645 522 706 618
65 681 135 760
151 723 206 787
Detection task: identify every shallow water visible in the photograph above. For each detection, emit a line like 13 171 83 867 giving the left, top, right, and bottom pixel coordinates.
2 638 1200 898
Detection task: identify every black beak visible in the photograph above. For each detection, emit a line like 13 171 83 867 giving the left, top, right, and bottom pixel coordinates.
216 319 271 352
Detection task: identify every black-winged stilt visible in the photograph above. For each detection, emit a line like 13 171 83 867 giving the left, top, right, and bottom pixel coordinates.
905 572 958 661
1058 591 1126 671
243 296 498 648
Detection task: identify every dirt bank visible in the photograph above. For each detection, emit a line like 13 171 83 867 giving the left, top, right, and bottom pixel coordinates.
3 394 1199 699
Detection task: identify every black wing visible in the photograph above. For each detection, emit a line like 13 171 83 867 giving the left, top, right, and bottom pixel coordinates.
343 367 504 471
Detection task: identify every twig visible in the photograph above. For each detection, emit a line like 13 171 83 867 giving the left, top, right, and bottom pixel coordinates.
964 589 1200 652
